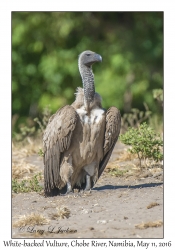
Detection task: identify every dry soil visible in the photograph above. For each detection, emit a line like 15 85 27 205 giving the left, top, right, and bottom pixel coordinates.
12 142 163 239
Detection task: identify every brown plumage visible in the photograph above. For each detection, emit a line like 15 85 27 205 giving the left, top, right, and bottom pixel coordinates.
43 50 121 196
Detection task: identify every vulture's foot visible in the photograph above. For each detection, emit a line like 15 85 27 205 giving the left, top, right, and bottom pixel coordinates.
84 174 91 191
60 181 73 196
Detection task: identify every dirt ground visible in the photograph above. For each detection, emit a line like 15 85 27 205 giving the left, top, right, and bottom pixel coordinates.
12 142 163 239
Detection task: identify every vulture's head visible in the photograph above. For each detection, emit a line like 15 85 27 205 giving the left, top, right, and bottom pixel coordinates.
78 50 102 68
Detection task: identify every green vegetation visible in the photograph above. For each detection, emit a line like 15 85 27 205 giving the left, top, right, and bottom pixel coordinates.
121 103 152 132
12 173 43 193
13 105 51 141
12 12 163 133
108 168 128 177
38 148 44 157
120 123 163 168
153 88 163 107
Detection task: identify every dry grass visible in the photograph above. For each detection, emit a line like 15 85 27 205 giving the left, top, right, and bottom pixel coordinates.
115 150 137 162
12 138 43 180
12 137 42 158
50 206 70 220
12 161 38 179
106 150 137 171
148 166 163 174
12 213 49 228
135 220 163 229
147 202 160 209
106 161 121 170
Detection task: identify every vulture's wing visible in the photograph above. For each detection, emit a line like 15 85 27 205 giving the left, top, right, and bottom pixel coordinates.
98 107 121 178
43 105 78 195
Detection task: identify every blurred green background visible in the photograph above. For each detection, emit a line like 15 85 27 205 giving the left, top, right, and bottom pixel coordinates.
12 12 163 132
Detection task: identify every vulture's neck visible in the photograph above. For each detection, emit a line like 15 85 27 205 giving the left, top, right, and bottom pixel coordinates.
79 65 95 114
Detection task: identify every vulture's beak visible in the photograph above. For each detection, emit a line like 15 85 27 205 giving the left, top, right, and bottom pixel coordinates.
94 54 102 63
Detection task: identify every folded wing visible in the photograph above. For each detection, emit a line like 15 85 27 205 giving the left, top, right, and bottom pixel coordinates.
98 107 121 178
43 105 78 195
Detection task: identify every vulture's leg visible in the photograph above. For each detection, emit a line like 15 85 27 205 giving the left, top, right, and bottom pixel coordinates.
84 174 91 191
60 154 73 195
66 180 73 194
84 162 97 191
60 180 73 196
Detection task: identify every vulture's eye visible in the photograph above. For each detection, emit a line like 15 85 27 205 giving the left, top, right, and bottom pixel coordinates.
86 53 91 56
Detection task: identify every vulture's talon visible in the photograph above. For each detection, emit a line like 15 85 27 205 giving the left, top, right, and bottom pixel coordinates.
60 191 73 196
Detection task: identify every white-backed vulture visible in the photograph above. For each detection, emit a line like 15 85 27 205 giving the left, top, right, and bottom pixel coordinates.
43 50 121 196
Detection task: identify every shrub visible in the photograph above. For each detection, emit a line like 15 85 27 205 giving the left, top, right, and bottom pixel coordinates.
121 103 152 132
120 122 163 168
